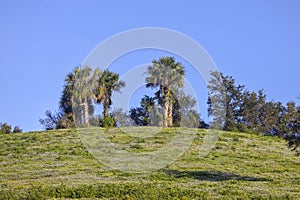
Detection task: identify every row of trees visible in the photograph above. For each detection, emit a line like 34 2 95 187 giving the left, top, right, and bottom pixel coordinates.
208 72 300 136
40 57 202 129
39 56 299 154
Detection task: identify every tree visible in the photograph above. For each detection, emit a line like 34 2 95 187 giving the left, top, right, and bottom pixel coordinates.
58 68 80 128
72 66 95 125
95 70 125 118
145 57 185 127
207 71 233 129
40 67 95 129
222 74 244 131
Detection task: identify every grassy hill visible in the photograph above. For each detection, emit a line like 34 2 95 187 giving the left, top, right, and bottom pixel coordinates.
0 127 299 199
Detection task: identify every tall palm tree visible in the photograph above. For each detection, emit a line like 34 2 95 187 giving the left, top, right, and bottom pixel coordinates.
95 70 125 117
59 67 81 127
145 57 185 127
72 66 95 125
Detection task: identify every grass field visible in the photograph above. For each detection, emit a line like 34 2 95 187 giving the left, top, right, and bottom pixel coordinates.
0 127 299 199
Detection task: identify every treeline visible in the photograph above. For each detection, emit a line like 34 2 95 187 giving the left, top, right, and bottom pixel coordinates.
40 57 202 129
39 56 299 154
208 72 300 154
208 72 300 136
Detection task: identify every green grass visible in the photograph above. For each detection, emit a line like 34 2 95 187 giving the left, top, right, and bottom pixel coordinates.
0 127 299 199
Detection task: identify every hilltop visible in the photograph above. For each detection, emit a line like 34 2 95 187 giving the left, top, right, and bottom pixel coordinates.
0 128 299 199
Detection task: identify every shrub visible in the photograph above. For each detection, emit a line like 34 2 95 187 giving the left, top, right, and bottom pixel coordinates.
101 115 116 128
13 126 22 133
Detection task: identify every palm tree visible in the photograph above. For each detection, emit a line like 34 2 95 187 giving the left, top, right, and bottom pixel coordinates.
145 57 185 127
95 70 125 117
72 66 95 125
59 67 81 127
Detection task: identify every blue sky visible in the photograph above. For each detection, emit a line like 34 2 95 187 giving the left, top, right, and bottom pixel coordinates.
0 0 299 132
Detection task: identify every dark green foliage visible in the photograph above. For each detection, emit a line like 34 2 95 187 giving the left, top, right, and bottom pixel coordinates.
130 95 161 126
130 92 200 128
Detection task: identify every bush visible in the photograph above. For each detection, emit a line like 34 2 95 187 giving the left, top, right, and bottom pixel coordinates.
101 115 116 128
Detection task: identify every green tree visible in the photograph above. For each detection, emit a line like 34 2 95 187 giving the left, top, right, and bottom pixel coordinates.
145 57 185 127
95 70 125 118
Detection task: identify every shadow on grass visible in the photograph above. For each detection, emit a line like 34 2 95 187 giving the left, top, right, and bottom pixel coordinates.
164 170 271 182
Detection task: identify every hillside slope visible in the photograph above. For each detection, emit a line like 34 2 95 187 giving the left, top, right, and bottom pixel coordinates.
0 128 299 199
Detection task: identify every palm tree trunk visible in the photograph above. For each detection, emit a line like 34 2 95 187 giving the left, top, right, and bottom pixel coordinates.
103 98 109 118
167 101 173 127
84 96 89 125
163 100 168 127
162 86 169 127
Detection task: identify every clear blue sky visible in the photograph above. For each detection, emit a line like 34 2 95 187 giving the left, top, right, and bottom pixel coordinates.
0 0 299 132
